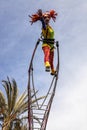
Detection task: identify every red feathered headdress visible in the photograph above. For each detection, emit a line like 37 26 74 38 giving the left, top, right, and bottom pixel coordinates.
29 9 58 25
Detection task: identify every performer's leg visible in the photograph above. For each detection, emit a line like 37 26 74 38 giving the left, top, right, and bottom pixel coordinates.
49 49 56 75
49 49 54 70
42 46 50 71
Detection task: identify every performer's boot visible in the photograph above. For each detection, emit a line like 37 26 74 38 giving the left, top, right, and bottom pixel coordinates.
45 61 50 72
50 69 56 75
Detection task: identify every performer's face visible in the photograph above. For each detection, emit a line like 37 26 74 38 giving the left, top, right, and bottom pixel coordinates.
44 15 50 25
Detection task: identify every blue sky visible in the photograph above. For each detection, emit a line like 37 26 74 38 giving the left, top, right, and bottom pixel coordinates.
0 0 87 129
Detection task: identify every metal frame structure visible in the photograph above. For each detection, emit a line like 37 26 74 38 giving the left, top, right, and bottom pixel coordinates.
27 38 59 130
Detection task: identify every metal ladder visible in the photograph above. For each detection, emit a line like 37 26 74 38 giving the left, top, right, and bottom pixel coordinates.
27 39 59 130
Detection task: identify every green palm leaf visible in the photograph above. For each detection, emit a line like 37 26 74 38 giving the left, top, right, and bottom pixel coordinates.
0 77 45 130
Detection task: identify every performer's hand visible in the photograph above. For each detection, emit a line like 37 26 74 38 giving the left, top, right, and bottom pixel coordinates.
37 9 43 17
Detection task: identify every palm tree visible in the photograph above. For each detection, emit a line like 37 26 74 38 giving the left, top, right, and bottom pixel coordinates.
0 77 45 130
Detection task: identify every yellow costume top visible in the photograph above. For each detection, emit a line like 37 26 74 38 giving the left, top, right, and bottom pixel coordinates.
42 25 54 49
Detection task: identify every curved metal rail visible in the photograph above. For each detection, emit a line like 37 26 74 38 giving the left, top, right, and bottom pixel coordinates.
27 39 59 130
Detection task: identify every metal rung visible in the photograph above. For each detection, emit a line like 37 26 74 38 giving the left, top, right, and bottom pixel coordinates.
32 108 48 111
32 104 47 107
38 104 47 107
33 121 40 124
33 112 44 115
34 118 43 120
33 128 40 130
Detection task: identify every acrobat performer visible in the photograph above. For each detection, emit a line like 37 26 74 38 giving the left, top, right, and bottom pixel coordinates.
29 9 58 75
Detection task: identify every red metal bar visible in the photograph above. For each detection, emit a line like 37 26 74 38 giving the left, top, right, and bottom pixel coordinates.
28 39 40 130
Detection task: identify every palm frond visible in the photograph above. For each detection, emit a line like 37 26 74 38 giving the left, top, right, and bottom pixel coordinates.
0 91 7 115
2 78 11 112
1 77 46 130
31 96 46 104
10 79 18 112
13 91 27 113
0 91 6 107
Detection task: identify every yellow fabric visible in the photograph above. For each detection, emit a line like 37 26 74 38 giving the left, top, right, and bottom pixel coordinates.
42 25 54 39
42 43 50 48
45 61 50 67
42 25 54 49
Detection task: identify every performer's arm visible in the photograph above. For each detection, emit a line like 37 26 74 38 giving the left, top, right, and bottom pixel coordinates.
37 9 46 30
40 17 46 29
